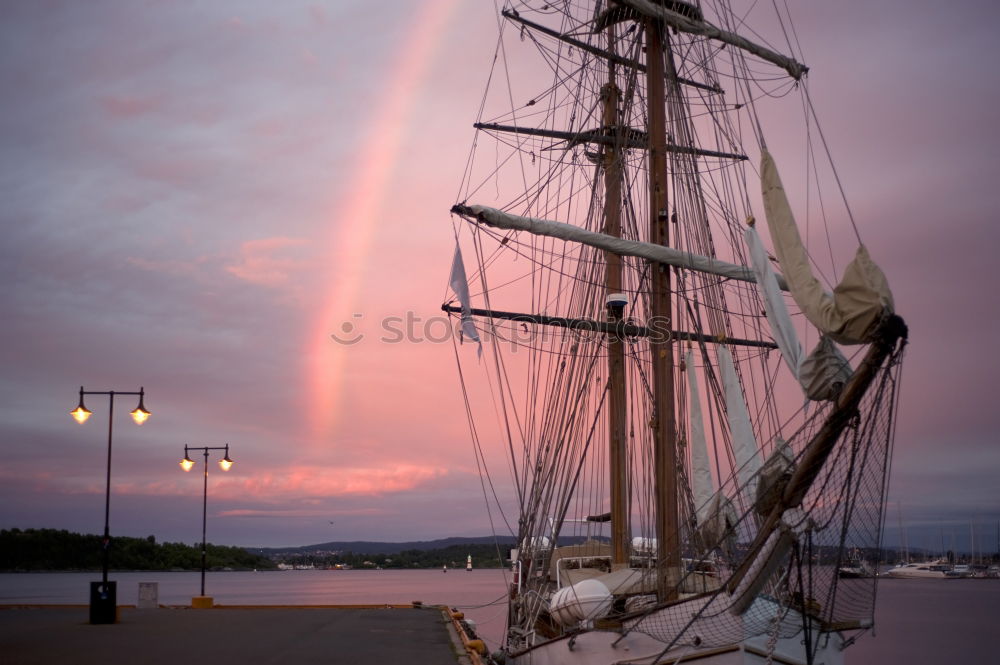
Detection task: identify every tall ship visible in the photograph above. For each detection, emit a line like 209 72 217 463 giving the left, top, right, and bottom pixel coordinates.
444 2 907 663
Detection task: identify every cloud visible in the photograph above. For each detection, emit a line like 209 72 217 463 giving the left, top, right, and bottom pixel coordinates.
127 256 204 279
218 507 384 518
229 464 451 499
1 0 996 550
100 95 162 118
1 460 454 504
309 6 328 26
225 237 309 286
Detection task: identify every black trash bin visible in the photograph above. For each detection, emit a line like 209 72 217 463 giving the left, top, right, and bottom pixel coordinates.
89 581 117 624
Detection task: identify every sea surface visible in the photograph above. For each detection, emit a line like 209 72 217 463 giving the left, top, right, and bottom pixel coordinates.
1 569 996 662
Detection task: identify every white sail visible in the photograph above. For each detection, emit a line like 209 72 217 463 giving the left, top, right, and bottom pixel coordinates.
685 350 714 524
761 150 894 344
447 242 482 355
746 223 852 400
745 223 804 376
717 345 760 497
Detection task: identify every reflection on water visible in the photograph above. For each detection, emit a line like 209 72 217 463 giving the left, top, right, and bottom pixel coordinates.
1 570 995 661
851 577 997 664
0 568 509 606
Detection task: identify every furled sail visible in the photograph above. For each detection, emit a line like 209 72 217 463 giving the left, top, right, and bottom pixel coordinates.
454 204 786 289
746 223 851 400
761 150 894 344
799 337 852 401
754 439 794 517
618 0 807 80
698 493 738 556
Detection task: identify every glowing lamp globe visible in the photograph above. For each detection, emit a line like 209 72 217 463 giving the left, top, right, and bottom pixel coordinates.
71 405 93 424
130 391 151 425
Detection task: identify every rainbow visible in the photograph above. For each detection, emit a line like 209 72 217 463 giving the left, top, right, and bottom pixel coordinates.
307 0 461 439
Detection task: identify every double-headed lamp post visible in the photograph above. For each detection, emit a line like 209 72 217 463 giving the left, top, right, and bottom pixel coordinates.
70 386 150 624
180 445 233 603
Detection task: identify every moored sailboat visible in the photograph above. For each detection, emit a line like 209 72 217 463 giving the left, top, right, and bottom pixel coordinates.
838 549 877 579
445 2 906 663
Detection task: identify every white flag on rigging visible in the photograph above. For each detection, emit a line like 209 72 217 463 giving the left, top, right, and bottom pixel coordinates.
448 242 482 356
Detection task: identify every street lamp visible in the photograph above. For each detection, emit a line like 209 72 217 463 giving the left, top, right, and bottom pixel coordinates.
180 444 233 606
70 386 150 624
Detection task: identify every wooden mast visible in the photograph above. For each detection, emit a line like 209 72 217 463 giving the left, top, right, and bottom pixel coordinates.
603 23 629 569
646 14 681 600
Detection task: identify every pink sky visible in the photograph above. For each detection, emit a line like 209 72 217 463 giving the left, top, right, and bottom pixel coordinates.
1 0 998 551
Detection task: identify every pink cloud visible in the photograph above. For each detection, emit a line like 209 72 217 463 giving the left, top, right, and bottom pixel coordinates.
101 95 161 118
227 464 450 498
133 156 207 188
249 116 292 137
226 236 308 286
6 462 451 502
219 507 385 518
299 48 318 65
103 192 153 214
309 5 328 26
127 256 204 278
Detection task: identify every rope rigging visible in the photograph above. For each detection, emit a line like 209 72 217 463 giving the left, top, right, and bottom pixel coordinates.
444 2 905 659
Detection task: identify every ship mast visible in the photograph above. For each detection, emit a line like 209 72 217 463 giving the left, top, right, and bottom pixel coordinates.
602 23 629 570
646 14 681 600
453 3 808 597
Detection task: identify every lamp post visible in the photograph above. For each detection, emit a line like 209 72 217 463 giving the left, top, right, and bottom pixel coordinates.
180 444 233 605
70 386 150 624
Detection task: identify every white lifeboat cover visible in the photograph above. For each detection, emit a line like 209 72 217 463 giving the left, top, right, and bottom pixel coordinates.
549 579 613 626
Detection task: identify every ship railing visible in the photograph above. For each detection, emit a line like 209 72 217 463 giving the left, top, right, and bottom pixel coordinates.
554 555 614 588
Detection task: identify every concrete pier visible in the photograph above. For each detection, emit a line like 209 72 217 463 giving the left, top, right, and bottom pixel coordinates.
1 604 473 665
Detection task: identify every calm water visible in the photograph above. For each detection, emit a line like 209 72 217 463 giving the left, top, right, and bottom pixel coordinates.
1 570 996 661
